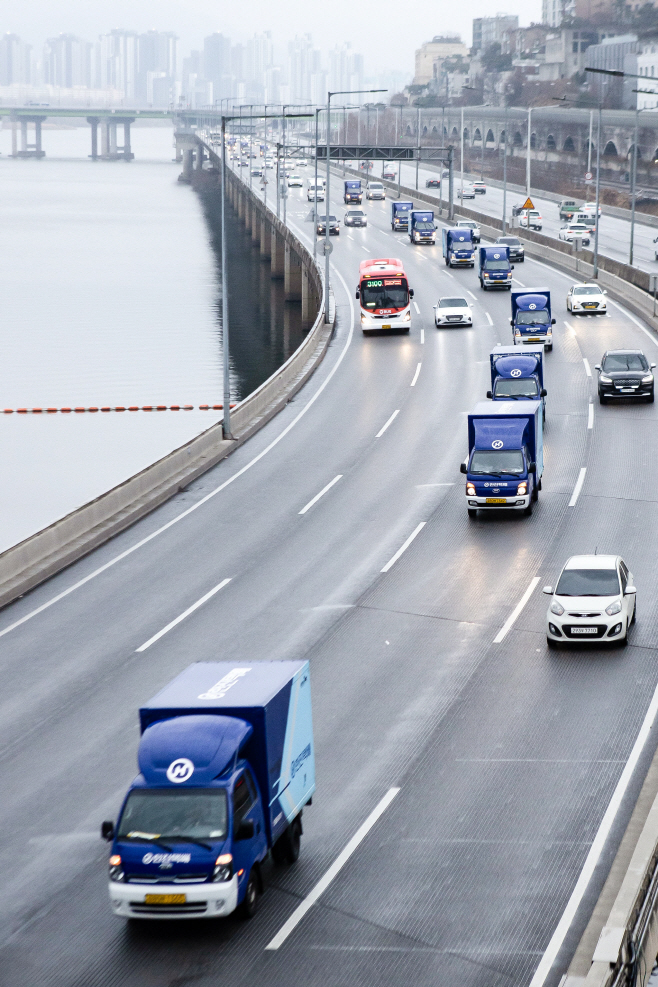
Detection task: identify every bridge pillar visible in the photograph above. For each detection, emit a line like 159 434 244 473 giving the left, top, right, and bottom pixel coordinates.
245 198 252 233
252 208 261 244
284 243 302 301
260 217 271 258
301 266 312 324
109 121 117 157
101 120 109 158
87 117 99 160
122 120 133 161
182 149 194 181
34 119 43 156
238 191 245 220
11 118 17 157
196 145 204 170
271 227 285 277
15 117 46 158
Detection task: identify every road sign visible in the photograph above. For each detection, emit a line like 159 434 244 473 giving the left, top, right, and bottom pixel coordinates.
585 172 593 180
521 197 534 210
322 240 333 256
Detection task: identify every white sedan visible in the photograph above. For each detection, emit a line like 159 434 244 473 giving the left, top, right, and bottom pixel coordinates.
434 296 473 327
544 554 635 647
458 184 476 199
567 282 607 313
559 223 591 244
287 175 303 187
580 202 601 218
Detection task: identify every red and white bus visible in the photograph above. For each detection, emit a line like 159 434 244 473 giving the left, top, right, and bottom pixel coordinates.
356 258 413 335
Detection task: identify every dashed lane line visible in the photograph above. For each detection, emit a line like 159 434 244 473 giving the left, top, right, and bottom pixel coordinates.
298 475 343 515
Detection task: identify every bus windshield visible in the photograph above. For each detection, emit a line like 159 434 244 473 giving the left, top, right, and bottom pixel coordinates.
361 278 409 311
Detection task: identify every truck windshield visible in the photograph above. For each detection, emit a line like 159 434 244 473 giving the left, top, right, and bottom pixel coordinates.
361 279 409 309
484 259 510 271
516 310 549 325
494 379 539 398
414 221 434 230
470 450 524 474
118 789 229 842
555 569 620 596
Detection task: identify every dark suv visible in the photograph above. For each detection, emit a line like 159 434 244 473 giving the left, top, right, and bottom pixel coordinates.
495 235 524 263
596 350 655 404
317 215 340 235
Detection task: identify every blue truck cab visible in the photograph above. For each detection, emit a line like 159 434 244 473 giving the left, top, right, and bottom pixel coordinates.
442 227 475 267
391 200 413 231
487 344 547 420
409 210 436 245
344 180 363 204
460 401 543 517
479 245 513 290
102 661 314 921
511 288 555 351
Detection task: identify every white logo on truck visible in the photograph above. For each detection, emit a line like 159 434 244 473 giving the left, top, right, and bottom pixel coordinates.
198 667 251 700
166 758 194 783
529 303 536 310
491 440 504 449
510 369 522 377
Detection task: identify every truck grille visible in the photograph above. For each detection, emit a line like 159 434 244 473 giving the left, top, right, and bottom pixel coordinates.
126 874 209 884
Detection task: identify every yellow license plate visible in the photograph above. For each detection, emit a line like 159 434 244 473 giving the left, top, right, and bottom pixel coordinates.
382 324 391 329
144 893 186 905
527 337 540 342
486 498 507 504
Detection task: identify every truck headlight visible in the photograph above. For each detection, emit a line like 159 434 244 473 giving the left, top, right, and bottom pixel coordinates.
483 273 490 278
642 374 654 383
517 482 527 495
109 855 124 882
605 600 622 616
466 482 476 496
212 854 233 882
550 601 564 616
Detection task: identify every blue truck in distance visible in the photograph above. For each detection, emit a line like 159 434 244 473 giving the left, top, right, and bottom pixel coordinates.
409 209 436 245
391 200 413 231
511 288 555 351
460 401 543 517
344 179 363 204
487 345 547 420
442 227 475 267
479 245 513 290
102 660 315 921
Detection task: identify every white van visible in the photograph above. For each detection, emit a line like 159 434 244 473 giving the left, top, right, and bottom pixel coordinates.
366 182 386 200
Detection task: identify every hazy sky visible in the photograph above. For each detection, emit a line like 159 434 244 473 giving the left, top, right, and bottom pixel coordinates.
12 0 543 75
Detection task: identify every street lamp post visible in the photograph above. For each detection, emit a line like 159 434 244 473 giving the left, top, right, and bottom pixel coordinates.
220 115 233 440
593 103 602 277
415 106 421 190
460 104 464 202
313 107 321 260
526 105 532 200
502 104 509 234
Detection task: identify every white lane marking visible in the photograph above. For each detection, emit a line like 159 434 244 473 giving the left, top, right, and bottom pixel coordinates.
375 410 400 438
609 298 658 348
529 680 658 987
512 278 526 287
347 234 354 240
361 246 369 253
416 483 455 487
413 301 420 314
588 403 593 429
420 328 425 345
136 578 231 652
493 576 540 644
266 788 400 950
569 467 587 507
298 475 343 515
381 522 426 573
444 270 455 279
583 358 591 377
0 269 357 641
565 320 576 337
467 290 477 300
410 362 422 387
486 312 493 326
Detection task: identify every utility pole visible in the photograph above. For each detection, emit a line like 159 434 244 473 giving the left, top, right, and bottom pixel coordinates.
593 103 602 277
502 104 509 234
526 105 532 199
416 106 421 189
460 104 464 202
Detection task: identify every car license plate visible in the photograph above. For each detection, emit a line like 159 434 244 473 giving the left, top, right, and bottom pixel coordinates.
486 498 507 504
382 324 391 329
571 627 597 635
527 337 541 342
144 893 186 905
619 387 635 393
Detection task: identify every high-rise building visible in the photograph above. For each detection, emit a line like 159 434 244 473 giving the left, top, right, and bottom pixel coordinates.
43 34 92 88
0 33 32 85
246 31 273 86
137 30 177 103
328 43 363 96
96 30 139 97
288 34 323 103
204 32 231 102
472 15 519 52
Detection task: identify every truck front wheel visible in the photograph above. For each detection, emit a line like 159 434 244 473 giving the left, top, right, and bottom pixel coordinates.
272 817 302 865
238 868 260 919
467 508 477 518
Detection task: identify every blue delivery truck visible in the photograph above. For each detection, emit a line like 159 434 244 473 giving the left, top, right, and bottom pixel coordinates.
460 401 543 517
102 661 315 921
442 227 475 267
391 200 413 231
511 288 555 351
487 344 547 420
344 179 363 204
409 210 436 245
479 245 513 290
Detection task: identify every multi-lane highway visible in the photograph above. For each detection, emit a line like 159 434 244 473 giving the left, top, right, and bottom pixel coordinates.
2 157 658 987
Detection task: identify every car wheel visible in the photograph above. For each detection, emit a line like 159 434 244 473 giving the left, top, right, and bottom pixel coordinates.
532 484 538 502
467 508 477 518
631 600 637 625
599 392 607 404
524 502 533 516
648 390 655 403
547 637 559 649
238 868 260 919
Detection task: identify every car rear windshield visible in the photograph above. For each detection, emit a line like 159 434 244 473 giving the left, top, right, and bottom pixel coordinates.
602 353 648 371
556 568 620 596
118 789 229 842
494 378 539 398
573 286 601 295
438 297 467 308
470 450 524 474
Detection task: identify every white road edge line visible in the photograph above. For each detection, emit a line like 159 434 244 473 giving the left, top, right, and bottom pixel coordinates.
467 290 476 300
420 328 425 345
513 278 526 287
486 312 493 326
493 576 540 644
410 363 422 387
583 358 592 377
298 475 343 515
588 403 594 429
569 467 587 507
609 298 658 348
265 787 401 951
375 410 400 439
0 269 356 641
381 522 426 573
136 578 231 652
529 680 658 987
413 301 420 314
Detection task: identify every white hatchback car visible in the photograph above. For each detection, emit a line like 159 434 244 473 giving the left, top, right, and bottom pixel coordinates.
543 555 636 647
567 283 607 313
434 296 473 327
559 223 591 244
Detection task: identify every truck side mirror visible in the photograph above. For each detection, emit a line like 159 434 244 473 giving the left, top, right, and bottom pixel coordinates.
235 820 255 841
409 288 414 298
511 265 515 270
460 462 467 474
509 319 513 326
355 289 360 299
486 390 492 399
541 388 547 397
101 821 115 842
551 318 556 325
528 462 536 474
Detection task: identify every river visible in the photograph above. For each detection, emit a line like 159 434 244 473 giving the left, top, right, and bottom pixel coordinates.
0 123 304 553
